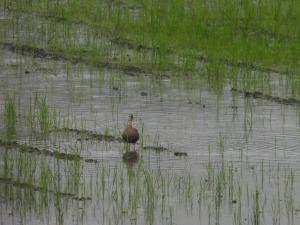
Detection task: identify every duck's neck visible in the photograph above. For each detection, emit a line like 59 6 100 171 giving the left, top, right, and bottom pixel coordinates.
127 120 133 128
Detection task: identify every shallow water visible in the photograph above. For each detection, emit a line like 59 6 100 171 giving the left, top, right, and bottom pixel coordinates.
1 45 300 225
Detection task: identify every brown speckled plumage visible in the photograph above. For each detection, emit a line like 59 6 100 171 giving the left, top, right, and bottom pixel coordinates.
122 114 139 144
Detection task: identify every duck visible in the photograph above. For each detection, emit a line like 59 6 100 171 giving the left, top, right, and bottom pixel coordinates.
122 114 139 148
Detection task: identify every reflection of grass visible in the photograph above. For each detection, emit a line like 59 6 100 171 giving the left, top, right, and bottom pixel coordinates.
4 95 16 140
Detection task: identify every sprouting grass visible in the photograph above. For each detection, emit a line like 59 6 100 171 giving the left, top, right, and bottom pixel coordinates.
4 95 17 140
103 127 110 141
2 148 10 178
252 189 261 225
36 94 50 136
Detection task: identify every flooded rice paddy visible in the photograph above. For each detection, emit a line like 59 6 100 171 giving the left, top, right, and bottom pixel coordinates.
1 47 300 225
1 2 300 225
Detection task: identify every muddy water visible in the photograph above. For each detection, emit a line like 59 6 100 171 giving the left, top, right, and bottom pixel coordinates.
1 48 300 225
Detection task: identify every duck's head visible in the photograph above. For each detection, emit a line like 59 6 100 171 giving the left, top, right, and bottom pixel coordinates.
128 114 134 121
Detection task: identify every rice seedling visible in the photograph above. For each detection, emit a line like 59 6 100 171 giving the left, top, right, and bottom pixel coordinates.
23 96 35 131
252 189 261 225
4 95 17 140
36 94 50 136
215 171 223 224
2 148 10 178
284 169 295 224
233 182 243 225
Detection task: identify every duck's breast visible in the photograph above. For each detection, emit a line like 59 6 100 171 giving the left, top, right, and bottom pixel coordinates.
122 127 139 143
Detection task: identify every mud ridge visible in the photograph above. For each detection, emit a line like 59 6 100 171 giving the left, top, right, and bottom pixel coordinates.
174 152 188 157
143 146 169 152
55 128 189 156
0 177 91 201
231 88 300 106
4 8 160 53
52 127 123 142
0 139 98 163
142 146 188 157
4 7 83 25
6 7 292 51
1 42 166 77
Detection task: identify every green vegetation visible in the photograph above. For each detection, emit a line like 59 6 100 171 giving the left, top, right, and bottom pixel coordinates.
1 139 296 224
1 0 300 100
4 95 16 140
0 100 298 223
36 94 50 136
252 190 261 225
0 1 299 225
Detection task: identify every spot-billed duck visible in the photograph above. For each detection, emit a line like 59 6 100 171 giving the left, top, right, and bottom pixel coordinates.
122 114 139 147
